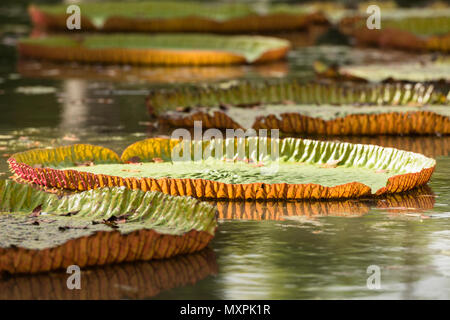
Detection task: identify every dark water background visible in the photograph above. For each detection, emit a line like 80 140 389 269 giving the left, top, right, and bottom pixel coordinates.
0 0 449 299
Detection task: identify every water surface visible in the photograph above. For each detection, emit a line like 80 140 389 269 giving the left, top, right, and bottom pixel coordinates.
0 0 449 300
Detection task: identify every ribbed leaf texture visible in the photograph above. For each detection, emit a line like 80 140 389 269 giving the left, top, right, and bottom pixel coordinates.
29 1 328 32
146 80 450 135
0 180 217 274
8 137 436 200
339 8 450 52
338 59 450 83
147 80 449 115
340 8 450 36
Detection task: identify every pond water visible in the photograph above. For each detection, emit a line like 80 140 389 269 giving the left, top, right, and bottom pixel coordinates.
0 1 449 300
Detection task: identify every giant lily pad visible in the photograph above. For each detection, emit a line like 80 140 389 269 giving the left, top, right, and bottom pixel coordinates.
147 80 450 135
8 137 436 200
29 1 328 32
338 7 450 52
18 34 290 65
0 179 217 274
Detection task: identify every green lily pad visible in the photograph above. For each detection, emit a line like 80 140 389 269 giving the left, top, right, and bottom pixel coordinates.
0 180 217 274
147 80 448 115
335 6 450 53
65 159 396 193
8 137 436 200
341 7 450 36
18 34 290 65
147 80 449 135
30 1 326 31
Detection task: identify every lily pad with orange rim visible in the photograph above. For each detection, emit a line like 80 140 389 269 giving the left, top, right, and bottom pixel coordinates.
338 7 450 52
28 1 329 33
146 80 450 135
8 137 436 200
0 180 217 274
17 34 291 66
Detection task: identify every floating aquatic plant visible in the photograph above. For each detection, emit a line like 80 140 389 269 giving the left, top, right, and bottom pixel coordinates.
146 80 450 135
0 180 217 274
29 1 329 32
18 34 290 65
8 137 436 200
338 7 450 52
